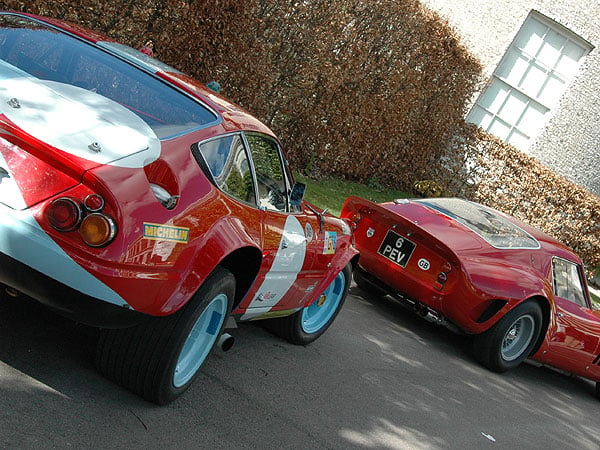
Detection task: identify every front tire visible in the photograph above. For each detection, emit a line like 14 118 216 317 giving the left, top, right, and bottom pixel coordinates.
265 263 351 345
95 267 234 405
472 300 543 372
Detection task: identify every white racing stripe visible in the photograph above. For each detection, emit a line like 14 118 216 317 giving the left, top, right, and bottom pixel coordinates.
241 215 306 319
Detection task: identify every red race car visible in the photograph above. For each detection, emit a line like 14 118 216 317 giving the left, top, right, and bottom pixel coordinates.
0 12 357 404
342 196 600 397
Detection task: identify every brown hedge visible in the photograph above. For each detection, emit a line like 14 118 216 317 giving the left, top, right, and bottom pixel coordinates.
2 0 599 268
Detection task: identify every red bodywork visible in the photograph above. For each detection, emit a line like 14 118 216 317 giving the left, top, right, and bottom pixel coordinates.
0 12 356 327
341 196 600 383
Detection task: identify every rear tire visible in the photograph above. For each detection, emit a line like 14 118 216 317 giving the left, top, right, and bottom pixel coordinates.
95 267 234 405
265 264 351 345
472 300 542 372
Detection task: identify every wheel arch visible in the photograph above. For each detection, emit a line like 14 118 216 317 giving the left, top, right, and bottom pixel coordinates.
526 295 551 355
218 246 262 310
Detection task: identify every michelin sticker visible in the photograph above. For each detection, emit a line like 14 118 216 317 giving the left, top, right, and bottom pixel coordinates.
144 223 190 243
324 231 337 255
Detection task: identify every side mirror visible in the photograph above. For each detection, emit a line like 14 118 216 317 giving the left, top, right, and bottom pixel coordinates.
290 182 306 207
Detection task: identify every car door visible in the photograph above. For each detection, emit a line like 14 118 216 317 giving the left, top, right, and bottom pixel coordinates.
240 133 322 318
542 257 600 379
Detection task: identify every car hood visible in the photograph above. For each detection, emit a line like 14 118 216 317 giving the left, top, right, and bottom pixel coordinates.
0 60 161 208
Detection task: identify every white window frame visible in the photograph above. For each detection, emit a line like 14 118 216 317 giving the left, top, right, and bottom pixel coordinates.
467 11 592 151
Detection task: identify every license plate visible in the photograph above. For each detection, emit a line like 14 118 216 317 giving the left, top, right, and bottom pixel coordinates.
377 230 416 268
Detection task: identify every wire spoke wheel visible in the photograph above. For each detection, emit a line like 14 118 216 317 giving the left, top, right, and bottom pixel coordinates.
500 314 535 362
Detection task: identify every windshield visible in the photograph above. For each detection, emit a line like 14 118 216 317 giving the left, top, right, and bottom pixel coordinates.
0 14 218 139
418 198 540 249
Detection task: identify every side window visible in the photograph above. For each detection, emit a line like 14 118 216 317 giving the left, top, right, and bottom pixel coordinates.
552 257 588 307
197 135 256 205
246 134 287 212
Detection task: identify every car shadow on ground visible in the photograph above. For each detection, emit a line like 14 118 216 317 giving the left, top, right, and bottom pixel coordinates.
349 283 597 399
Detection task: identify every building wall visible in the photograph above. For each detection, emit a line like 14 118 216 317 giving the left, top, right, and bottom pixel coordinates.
420 0 600 195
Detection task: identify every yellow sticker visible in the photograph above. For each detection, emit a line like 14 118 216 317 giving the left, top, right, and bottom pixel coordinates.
323 231 337 255
143 222 190 243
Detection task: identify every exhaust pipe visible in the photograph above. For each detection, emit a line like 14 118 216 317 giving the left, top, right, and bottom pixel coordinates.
218 333 235 352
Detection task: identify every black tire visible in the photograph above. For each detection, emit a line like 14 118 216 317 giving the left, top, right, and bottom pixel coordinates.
596 382 600 400
265 263 351 345
472 300 543 373
353 266 387 297
95 267 234 405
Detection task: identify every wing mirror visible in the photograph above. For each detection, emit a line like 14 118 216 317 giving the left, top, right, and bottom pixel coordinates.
290 182 306 207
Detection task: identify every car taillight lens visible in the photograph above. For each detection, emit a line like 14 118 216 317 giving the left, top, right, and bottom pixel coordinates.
47 198 82 231
46 195 117 247
434 262 452 291
350 212 362 231
79 213 116 247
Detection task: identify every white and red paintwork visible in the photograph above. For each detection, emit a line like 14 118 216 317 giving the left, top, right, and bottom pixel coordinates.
0 12 357 325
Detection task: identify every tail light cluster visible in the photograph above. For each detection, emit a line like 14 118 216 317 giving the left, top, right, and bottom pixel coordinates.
434 262 452 291
46 194 116 247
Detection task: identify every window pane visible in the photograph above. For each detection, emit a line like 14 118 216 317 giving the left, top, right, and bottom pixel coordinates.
467 105 493 130
488 118 511 140
497 49 529 85
498 91 526 123
515 19 546 56
517 102 547 134
556 40 586 77
478 80 509 114
538 74 565 106
247 135 287 212
519 63 547 98
537 29 565 69
553 258 587 307
198 135 256 205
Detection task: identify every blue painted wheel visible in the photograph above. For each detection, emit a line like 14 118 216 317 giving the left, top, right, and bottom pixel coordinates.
173 293 228 388
301 269 347 334
95 266 234 405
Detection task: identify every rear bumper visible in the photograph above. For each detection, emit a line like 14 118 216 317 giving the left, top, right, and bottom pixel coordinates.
0 250 147 328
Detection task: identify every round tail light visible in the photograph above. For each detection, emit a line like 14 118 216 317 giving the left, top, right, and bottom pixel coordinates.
79 213 116 247
47 198 82 231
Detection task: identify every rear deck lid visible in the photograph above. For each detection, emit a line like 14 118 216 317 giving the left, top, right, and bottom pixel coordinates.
0 60 161 208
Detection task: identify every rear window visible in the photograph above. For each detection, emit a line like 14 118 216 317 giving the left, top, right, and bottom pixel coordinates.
418 198 540 249
0 13 218 139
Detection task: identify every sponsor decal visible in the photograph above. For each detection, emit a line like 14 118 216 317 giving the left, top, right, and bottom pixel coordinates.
305 222 314 243
143 222 190 243
324 231 337 255
257 291 277 302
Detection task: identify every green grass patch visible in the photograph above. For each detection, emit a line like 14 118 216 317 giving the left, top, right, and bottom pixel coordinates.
296 174 409 217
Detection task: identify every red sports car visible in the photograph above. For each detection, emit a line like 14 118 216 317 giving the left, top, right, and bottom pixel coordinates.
341 196 600 397
0 11 357 404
